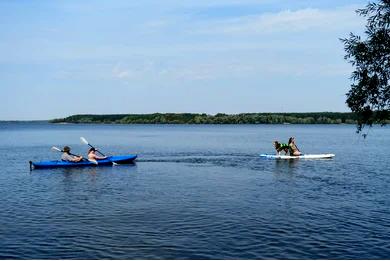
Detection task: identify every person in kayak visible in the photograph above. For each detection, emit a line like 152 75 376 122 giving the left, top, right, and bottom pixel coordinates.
61 146 83 162
288 137 302 156
88 148 107 161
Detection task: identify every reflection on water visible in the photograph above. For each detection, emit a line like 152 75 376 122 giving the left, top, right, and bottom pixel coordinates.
275 158 300 168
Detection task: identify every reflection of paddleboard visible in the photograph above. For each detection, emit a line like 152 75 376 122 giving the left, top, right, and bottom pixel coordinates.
260 154 335 159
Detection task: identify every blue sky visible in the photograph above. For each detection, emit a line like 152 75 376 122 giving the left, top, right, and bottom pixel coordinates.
0 0 368 120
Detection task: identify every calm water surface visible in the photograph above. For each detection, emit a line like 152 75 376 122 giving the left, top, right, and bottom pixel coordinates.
0 123 389 259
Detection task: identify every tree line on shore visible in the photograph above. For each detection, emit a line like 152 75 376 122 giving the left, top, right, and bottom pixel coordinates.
48 112 382 125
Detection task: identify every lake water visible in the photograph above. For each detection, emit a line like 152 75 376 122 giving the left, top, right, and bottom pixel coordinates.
0 122 389 259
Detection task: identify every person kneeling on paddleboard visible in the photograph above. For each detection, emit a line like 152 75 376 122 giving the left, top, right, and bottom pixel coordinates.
88 148 107 161
61 146 83 162
288 137 301 156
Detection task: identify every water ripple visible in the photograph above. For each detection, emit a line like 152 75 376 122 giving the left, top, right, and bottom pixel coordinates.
1 124 390 259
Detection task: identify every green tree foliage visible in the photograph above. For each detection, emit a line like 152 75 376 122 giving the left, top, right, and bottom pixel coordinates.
341 0 390 132
49 112 368 125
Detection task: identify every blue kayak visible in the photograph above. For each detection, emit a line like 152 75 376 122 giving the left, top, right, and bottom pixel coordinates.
30 155 137 169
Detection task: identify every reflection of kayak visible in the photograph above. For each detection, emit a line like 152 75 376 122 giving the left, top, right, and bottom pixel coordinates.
30 155 137 169
260 154 335 159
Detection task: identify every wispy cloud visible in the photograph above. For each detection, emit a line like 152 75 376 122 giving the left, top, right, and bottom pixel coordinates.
193 6 364 35
112 63 131 79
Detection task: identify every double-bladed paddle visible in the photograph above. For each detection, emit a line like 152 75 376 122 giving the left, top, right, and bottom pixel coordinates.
80 137 106 157
79 137 119 165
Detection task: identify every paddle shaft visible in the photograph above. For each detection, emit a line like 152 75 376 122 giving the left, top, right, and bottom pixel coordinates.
68 152 82 157
52 146 82 157
86 143 106 157
62 151 91 162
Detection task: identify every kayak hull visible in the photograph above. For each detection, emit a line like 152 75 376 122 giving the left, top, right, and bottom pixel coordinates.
30 155 137 169
260 154 335 159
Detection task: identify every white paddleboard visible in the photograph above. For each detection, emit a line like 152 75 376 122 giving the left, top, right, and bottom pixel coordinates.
260 153 335 159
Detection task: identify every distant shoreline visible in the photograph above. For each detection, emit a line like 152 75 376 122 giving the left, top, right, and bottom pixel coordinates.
48 112 365 125
0 120 48 123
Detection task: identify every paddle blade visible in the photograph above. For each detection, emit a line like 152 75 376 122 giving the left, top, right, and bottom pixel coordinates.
51 146 62 152
80 137 88 145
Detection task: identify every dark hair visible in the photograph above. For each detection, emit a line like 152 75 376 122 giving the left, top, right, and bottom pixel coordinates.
63 146 71 153
88 148 96 153
288 137 294 144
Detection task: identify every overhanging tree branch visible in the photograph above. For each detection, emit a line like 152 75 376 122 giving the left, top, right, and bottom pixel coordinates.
341 0 390 133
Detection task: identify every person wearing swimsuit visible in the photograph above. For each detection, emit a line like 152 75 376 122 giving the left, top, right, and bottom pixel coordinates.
288 137 302 156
